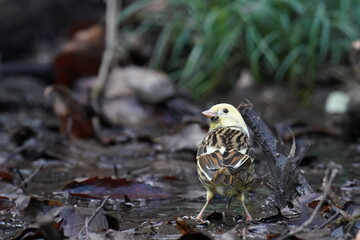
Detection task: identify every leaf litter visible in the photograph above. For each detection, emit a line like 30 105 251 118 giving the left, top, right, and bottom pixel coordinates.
0 75 359 239
62 177 173 201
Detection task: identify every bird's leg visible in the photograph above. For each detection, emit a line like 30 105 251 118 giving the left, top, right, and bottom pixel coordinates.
223 195 233 221
226 196 233 210
239 192 253 222
196 191 213 221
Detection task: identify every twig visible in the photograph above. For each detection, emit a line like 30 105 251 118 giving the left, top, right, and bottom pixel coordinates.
316 209 340 229
91 0 121 113
85 195 110 231
336 207 355 222
344 221 356 240
294 144 314 196
9 163 44 193
14 168 26 185
277 167 339 240
77 195 110 239
295 144 313 168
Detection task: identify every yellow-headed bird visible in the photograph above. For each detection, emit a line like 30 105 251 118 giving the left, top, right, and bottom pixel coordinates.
196 103 254 221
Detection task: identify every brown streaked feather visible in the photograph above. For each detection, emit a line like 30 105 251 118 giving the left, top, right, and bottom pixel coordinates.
213 168 233 186
198 151 223 181
222 150 245 166
197 126 251 157
197 126 254 188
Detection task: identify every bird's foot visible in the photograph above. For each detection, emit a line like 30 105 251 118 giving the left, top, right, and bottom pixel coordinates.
245 214 253 222
191 215 210 224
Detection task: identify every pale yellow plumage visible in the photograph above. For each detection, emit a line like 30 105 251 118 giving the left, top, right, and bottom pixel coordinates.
203 104 249 136
196 103 254 221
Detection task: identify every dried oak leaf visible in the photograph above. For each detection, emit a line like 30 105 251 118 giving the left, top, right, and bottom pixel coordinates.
53 23 104 87
0 171 13 182
175 217 212 240
44 85 94 139
307 199 332 212
62 177 173 201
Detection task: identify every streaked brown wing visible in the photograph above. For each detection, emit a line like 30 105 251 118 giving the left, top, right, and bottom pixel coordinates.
223 149 254 175
197 149 253 182
197 126 254 180
197 126 251 158
197 151 222 181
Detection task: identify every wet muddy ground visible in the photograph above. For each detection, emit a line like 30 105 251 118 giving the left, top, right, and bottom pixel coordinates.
0 76 359 240
1 1 360 238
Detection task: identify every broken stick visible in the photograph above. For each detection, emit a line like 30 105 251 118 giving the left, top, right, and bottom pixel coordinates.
238 99 313 207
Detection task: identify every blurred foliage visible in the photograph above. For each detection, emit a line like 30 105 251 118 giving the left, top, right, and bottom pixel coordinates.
119 0 360 97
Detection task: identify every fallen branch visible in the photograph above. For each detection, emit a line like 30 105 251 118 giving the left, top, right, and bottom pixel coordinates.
238 99 313 207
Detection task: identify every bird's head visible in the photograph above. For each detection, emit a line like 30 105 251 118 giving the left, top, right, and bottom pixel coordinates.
202 103 249 135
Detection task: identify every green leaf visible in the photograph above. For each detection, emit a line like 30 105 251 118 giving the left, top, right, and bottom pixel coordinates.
118 0 153 24
275 45 305 81
319 16 331 57
149 20 175 68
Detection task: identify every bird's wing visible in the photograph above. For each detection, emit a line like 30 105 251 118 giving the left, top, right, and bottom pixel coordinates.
197 151 223 181
197 126 254 180
222 148 254 175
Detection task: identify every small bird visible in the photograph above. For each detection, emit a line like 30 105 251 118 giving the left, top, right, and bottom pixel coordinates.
196 103 255 221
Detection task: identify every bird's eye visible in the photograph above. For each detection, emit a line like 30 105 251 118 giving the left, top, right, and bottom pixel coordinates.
223 108 229 113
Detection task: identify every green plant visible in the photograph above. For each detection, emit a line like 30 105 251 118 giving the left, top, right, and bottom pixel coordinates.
119 0 360 97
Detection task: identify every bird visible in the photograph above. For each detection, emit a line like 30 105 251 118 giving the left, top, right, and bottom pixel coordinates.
196 103 255 221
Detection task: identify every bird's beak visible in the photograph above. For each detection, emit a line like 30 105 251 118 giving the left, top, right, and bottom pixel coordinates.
202 109 217 118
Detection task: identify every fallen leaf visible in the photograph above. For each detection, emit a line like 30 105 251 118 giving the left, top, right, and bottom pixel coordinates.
258 206 286 223
218 225 239 240
175 217 212 240
12 222 61 240
331 226 344 238
307 199 332 212
60 206 108 238
266 233 302 240
12 227 44 240
44 85 94 139
341 179 360 195
106 229 140 240
53 24 104 87
62 177 173 200
296 228 331 240
0 171 13 182
343 201 360 217
15 195 63 220
0 196 14 210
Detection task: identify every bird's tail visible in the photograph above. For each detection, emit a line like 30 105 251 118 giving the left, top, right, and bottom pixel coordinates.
212 168 233 186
